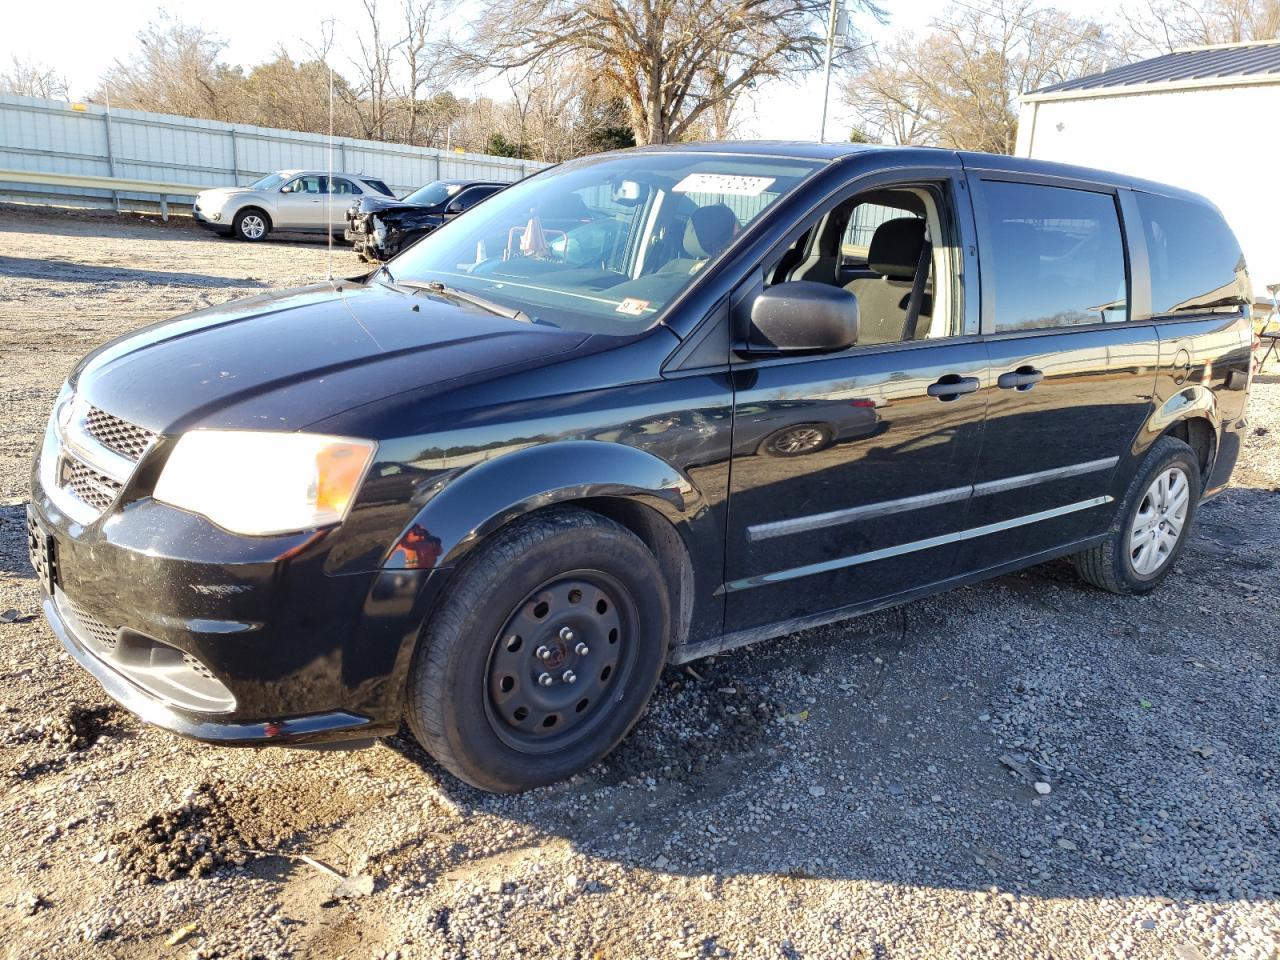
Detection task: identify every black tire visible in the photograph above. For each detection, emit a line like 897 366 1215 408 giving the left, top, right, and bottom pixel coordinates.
405 508 670 793
232 207 270 242
1071 435 1201 594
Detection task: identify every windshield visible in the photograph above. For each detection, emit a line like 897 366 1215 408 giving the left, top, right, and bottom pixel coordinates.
250 173 287 191
386 153 825 335
402 180 462 206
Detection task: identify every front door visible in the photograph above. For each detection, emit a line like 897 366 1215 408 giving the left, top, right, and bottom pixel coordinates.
723 173 989 635
955 172 1160 573
276 175 326 229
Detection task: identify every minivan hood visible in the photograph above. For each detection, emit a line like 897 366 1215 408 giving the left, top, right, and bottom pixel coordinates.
71 282 589 435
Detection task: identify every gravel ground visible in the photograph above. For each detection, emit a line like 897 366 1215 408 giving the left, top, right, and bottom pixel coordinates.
0 207 1277 960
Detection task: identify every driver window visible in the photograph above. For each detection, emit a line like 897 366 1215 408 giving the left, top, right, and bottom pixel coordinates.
766 184 960 346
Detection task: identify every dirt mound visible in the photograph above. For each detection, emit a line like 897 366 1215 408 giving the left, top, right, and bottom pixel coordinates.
111 783 253 883
44 702 120 750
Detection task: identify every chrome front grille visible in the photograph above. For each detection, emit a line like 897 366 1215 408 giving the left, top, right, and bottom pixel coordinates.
84 406 156 462
59 455 123 512
41 395 154 524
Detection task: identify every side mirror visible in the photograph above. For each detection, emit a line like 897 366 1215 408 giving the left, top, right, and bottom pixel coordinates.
745 281 859 354
446 199 464 214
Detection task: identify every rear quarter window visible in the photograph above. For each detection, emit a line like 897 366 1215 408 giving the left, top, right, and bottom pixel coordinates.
979 180 1128 331
1135 192 1249 315
364 179 395 197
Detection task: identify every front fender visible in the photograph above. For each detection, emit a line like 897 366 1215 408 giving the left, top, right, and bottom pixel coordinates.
381 440 702 570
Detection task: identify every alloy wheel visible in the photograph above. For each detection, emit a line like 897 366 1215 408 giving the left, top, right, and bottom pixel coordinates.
1128 465 1190 576
240 214 266 240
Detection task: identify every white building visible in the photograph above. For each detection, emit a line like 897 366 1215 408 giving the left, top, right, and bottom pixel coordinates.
1016 40 1280 296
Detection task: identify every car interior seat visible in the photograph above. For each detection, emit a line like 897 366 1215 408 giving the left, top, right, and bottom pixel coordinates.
658 203 739 275
845 217 933 345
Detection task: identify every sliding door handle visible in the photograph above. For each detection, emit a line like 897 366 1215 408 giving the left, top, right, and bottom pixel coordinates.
927 374 981 400
997 367 1045 391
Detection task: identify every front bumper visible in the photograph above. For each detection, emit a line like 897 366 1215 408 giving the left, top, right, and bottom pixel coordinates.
192 204 227 231
27 477 445 746
43 590 372 744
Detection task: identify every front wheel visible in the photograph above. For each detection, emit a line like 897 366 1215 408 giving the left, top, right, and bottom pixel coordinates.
232 208 270 242
404 508 670 792
1071 436 1200 594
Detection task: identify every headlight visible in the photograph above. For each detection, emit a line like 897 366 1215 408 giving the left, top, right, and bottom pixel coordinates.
153 431 376 536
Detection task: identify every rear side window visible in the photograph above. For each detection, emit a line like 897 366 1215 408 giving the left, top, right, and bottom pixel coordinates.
364 179 394 197
1135 192 1249 314
980 180 1128 331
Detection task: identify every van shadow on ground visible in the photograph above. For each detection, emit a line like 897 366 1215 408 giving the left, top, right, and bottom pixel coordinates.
387 484 1280 904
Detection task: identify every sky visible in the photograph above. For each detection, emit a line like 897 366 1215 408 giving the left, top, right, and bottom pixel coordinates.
0 0 1111 143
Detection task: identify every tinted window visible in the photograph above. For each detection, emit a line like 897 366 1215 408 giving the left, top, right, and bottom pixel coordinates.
453 188 486 210
364 179 394 197
1136 192 1249 314
331 178 361 195
981 180 1127 331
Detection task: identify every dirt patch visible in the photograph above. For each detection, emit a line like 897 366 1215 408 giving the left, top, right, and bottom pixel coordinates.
43 702 120 751
110 783 253 884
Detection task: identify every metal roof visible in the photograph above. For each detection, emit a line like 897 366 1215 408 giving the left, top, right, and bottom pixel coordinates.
1031 40 1280 96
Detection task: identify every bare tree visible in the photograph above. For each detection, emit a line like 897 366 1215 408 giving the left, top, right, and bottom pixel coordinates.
455 0 884 145
343 0 403 139
393 0 458 144
0 57 70 100
97 15 241 120
1120 0 1280 54
845 0 1115 153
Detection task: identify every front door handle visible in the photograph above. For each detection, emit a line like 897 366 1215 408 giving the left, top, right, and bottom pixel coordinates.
997 367 1044 391
927 374 981 400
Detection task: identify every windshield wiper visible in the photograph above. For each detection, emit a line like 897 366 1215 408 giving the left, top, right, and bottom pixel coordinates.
396 279 532 323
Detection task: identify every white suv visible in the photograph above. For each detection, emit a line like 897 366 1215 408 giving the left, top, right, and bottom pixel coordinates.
193 170 396 241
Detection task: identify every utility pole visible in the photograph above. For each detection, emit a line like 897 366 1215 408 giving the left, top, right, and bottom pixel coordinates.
819 0 840 143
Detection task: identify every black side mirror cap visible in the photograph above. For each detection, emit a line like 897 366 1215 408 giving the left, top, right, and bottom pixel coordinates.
743 281 859 355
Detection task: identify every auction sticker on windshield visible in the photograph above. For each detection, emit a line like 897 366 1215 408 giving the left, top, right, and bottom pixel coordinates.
616 297 651 316
673 174 776 196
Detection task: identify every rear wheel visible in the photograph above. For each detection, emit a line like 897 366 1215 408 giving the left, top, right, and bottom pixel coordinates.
404 508 670 792
233 208 270 242
1071 436 1200 594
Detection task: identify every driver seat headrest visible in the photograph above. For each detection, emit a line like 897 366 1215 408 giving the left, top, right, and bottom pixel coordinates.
684 203 739 259
868 217 926 279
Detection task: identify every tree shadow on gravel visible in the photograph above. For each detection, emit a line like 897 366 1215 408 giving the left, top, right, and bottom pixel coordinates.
0 255 272 289
386 485 1280 907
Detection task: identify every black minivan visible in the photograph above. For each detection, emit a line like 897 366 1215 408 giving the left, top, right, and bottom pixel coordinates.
28 143 1253 792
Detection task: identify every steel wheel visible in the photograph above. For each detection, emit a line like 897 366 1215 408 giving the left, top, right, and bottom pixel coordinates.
1128 465 1190 576
483 571 637 755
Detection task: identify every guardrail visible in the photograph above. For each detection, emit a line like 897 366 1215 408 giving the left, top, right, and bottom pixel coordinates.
0 168 205 220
